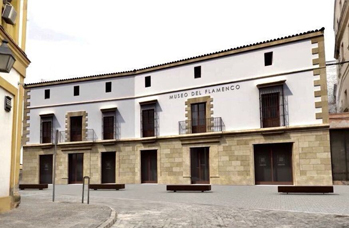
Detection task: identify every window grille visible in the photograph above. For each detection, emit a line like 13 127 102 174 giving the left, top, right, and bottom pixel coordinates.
259 85 288 128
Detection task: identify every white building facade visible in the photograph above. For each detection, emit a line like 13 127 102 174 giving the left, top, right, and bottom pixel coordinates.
22 28 332 186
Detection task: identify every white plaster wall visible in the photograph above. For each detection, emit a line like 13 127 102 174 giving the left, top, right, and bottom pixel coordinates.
29 99 137 143
27 39 323 142
0 88 13 197
30 76 135 107
134 40 313 96
0 70 20 197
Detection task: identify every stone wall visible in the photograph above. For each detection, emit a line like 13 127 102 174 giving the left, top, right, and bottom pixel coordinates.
22 127 332 186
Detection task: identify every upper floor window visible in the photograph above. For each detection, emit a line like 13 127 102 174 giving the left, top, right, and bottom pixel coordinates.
191 102 206 133
102 111 116 139
105 82 112 93
194 66 201 79
74 86 80 96
140 100 158 137
264 52 273 66
142 109 155 137
145 76 151 88
44 89 50 99
259 85 285 128
70 116 82 141
40 114 53 143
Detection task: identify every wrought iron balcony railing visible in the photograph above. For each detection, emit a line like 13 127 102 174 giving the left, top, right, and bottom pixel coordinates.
59 129 96 143
179 117 224 135
40 128 56 144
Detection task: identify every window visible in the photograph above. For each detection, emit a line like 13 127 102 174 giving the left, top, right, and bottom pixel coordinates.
74 86 79 96
142 109 155 137
259 85 285 128
105 82 112 93
44 89 50 99
102 111 115 139
145 76 151 88
70 116 82 141
264 52 273 66
191 102 206 133
194 66 201 78
41 116 53 143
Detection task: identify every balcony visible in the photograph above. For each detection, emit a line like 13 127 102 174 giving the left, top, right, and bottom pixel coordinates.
179 117 224 135
59 129 96 143
40 128 56 144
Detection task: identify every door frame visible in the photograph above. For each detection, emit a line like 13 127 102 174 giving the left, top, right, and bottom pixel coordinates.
253 143 293 185
101 151 116 183
140 149 158 183
190 147 210 184
68 153 84 184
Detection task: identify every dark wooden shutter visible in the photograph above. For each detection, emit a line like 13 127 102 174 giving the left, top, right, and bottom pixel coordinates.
191 103 206 133
70 116 82 141
42 121 52 143
142 109 155 137
103 116 115 139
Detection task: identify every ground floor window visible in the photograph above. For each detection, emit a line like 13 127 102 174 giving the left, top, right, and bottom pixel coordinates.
68 153 83 184
191 147 210 184
254 143 293 185
141 150 157 183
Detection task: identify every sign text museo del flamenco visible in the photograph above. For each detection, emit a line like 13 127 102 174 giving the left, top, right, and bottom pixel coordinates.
169 83 240 99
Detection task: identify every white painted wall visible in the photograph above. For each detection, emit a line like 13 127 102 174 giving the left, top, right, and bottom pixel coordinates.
27 39 323 143
0 69 20 197
0 88 13 197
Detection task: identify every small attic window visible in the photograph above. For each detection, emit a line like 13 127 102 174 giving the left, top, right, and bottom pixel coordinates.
264 52 273 66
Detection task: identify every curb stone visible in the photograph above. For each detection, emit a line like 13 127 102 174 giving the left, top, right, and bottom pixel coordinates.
97 206 117 228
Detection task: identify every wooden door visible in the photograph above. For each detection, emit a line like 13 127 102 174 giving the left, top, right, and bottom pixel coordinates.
68 153 83 184
254 143 293 185
70 116 82 141
40 155 53 184
191 103 206 133
191 147 209 184
102 152 116 183
141 150 157 183
330 130 349 181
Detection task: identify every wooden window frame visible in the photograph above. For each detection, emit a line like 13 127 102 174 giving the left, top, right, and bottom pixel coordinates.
102 111 116 140
259 85 285 128
70 116 83 141
41 116 53 143
191 102 206 133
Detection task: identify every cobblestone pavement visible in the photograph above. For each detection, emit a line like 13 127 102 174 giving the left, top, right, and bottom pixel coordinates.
17 185 349 227
0 195 111 228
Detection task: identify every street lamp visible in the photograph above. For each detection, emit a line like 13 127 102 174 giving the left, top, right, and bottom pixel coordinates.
0 40 15 73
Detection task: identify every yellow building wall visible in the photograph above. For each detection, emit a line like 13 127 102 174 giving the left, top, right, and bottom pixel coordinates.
0 0 29 213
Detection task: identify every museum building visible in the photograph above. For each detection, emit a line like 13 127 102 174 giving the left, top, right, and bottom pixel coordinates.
22 28 333 186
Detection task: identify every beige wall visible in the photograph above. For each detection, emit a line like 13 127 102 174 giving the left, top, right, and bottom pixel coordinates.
22 127 332 186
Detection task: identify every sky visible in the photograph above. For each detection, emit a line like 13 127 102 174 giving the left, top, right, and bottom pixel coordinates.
24 0 336 83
